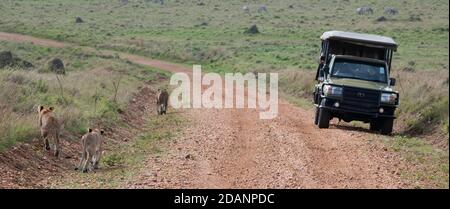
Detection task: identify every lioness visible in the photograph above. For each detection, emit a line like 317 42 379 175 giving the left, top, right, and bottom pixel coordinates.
156 88 169 115
38 106 60 157
76 128 105 173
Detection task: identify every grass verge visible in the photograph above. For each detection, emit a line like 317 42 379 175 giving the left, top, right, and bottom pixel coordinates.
0 40 168 151
382 135 449 188
50 113 185 189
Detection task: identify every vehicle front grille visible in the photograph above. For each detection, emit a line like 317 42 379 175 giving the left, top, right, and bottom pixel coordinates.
341 87 380 113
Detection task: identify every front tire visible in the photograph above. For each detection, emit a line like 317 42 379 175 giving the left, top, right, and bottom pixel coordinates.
370 120 381 131
318 107 330 128
314 106 319 125
380 118 394 135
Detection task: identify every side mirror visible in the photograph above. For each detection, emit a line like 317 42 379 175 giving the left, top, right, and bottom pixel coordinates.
321 65 329 74
389 78 396 86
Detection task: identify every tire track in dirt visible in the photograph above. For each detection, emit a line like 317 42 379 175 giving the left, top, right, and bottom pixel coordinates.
127 84 404 188
0 32 189 74
1 31 408 188
129 102 403 188
0 32 68 48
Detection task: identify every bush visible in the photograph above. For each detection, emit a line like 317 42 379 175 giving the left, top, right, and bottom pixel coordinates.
46 58 65 74
102 153 124 167
0 51 13 68
245 25 260 34
0 51 34 69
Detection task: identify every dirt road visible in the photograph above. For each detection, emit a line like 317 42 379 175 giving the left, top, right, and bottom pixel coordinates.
0 32 407 188
127 103 404 188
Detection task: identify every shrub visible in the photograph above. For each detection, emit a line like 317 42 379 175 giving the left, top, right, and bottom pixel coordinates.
103 153 124 167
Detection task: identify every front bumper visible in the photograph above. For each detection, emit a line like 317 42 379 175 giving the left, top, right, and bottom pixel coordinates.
317 97 396 119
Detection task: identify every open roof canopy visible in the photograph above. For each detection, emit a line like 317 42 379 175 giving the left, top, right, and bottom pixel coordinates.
321 31 398 50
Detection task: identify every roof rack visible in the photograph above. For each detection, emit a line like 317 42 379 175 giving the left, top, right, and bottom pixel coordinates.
321 31 398 50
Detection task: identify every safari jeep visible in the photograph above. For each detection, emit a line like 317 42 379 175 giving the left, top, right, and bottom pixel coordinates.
313 31 399 134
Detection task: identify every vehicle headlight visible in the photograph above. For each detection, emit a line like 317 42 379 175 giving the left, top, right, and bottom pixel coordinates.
323 85 343 97
380 92 398 104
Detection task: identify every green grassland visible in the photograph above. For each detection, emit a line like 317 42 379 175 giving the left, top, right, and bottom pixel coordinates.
0 0 448 72
0 0 448 140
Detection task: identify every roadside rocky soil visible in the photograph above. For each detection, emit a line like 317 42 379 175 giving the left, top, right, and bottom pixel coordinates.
1 32 414 188
0 85 157 188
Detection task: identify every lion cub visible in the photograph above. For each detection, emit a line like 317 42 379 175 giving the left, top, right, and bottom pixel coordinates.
156 88 169 115
38 106 61 157
76 128 105 173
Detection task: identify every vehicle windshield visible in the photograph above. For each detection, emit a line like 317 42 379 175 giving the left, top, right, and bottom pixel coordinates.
331 59 387 83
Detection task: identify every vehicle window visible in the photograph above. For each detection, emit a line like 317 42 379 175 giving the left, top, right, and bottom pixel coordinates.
331 59 387 83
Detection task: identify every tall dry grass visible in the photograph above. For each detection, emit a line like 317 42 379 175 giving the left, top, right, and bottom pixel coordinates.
0 66 143 150
393 69 449 135
0 106 37 150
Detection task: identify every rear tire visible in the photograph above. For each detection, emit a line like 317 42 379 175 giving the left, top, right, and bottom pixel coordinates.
380 118 394 135
318 107 330 128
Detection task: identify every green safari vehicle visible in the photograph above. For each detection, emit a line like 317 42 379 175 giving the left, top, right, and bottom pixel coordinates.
313 31 399 134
